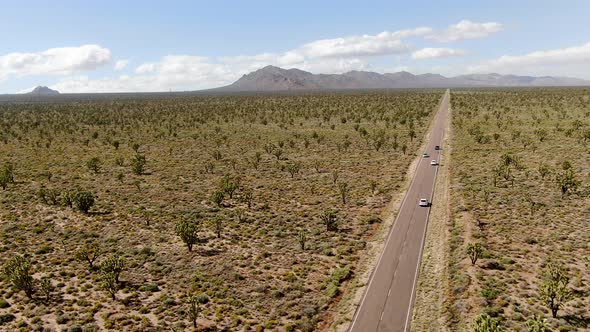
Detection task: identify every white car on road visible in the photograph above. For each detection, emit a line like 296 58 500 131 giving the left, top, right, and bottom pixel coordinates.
422 152 429 158
430 160 438 166
419 198 429 207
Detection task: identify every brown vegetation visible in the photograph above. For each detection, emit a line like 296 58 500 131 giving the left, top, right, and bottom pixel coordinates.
0 91 440 331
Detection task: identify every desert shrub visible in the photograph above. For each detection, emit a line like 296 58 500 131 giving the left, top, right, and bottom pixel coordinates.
0 314 15 325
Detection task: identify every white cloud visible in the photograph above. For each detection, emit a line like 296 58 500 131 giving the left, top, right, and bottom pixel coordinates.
50 56 370 93
428 20 502 43
114 59 129 70
299 27 431 58
50 26 439 92
467 42 590 78
17 21 512 93
0 45 111 80
412 47 465 59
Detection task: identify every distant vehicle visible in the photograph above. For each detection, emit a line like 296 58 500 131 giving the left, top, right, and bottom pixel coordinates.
435 145 440 150
419 198 429 207
430 160 438 166
422 152 429 158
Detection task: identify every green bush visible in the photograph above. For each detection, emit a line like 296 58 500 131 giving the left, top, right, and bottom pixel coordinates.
73 190 95 213
131 154 146 175
0 314 15 325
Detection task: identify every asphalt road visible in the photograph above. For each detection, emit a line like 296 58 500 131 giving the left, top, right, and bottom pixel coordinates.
349 89 450 332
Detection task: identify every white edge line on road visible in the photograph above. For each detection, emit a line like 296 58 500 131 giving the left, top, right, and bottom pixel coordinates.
403 89 449 332
349 155 424 331
349 90 447 332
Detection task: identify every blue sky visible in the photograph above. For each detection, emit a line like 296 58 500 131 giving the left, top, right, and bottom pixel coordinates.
1 0 589 93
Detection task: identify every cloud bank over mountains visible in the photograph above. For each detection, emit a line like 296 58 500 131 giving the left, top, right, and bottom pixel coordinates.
3 19 590 93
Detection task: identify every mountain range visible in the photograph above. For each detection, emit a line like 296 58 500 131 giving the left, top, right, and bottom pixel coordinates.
215 66 589 91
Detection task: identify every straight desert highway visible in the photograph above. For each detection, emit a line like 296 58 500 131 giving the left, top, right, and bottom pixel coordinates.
349 89 449 332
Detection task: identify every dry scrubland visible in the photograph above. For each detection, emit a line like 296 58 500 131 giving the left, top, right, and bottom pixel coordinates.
0 91 440 331
448 89 590 331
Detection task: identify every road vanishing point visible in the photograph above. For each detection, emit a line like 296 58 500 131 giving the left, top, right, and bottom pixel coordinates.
349 89 450 332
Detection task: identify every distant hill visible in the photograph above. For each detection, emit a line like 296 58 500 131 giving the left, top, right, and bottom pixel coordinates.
215 65 589 91
26 86 60 95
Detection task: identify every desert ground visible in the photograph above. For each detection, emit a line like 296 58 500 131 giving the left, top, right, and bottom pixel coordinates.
442 88 590 331
0 91 440 331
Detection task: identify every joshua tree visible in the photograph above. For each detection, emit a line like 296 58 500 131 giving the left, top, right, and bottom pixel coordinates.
0 162 15 190
555 167 579 198
131 154 146 175
60 189 74 208
372 129 387 151
298 229 307 250
219 174 240 199
213 216 223 239
86 157 102 174
473 313 504 332
537 163 551 180
0 170 10 190
286 162 301 178
331 170 339 185
369 179 377 194
240 188 254 209
101 270 118 300
2 255 34 298
408 129 416 142
467 242 483 265
73 190 95 214
41 275 53 303
101 254 125 283
526 315 548 332
338 181 350 204
272 148 284 160
250 152 262 170
210 191 225 207
74 241 101 270
321 210 338 231
538 262 573 318
175 219 199 252
187 292 200 328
